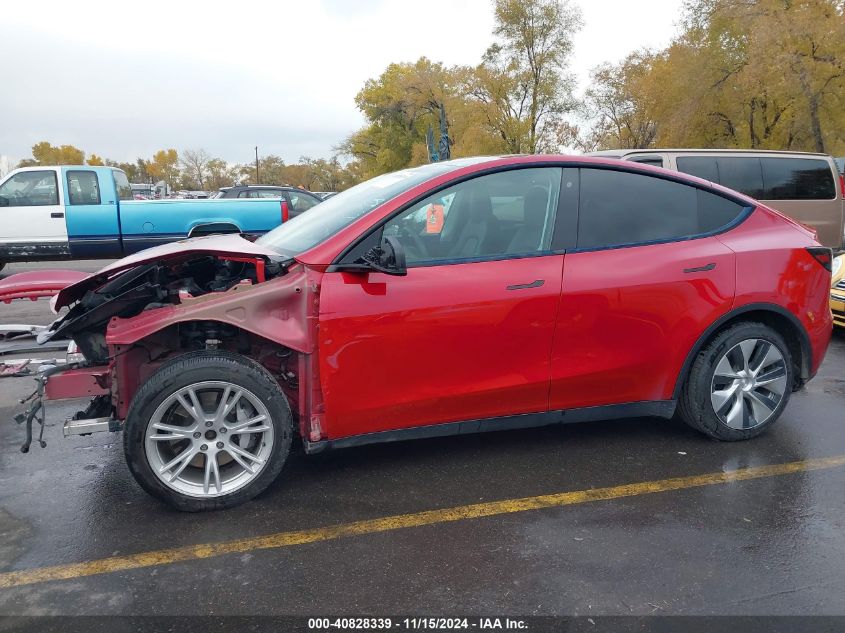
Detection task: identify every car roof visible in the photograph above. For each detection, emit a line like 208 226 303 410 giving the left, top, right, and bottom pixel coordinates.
589 148 833 158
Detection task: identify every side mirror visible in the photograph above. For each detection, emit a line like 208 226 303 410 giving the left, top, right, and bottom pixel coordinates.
361 235 407 276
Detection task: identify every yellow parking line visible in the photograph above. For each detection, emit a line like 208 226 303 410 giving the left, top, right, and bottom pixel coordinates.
2 454 845 590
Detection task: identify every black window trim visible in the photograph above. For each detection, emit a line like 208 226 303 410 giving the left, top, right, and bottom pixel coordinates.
328 161 754 269
66 169 102 206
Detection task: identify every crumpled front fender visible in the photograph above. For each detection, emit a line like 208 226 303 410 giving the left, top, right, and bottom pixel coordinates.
105 264 320 354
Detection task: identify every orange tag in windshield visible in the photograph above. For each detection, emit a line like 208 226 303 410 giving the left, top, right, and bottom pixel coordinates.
426 203 444 234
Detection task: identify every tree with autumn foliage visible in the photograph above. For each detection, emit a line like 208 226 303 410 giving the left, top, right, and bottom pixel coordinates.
580 0 845 154
342 0 582 177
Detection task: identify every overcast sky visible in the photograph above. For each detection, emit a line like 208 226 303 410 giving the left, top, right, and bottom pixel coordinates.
0 0 681 166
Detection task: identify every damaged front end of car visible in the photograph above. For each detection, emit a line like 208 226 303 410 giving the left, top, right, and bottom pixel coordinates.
5 235 325 453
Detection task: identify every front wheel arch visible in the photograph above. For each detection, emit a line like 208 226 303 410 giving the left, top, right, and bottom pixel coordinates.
123 350 293 511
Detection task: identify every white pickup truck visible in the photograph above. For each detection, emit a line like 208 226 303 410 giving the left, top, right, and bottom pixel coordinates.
0 165 296 271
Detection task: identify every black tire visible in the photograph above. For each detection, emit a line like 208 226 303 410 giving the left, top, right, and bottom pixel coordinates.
678 322 794 441
123 350 292 511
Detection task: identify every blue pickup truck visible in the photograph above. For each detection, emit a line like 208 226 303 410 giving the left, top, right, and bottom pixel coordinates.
0 165 299 270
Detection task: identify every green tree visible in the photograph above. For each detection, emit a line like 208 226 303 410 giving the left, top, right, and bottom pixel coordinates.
87 154 105 166
575 53 658 151
206 158 237 190
469 0 582 153
341 58 507 178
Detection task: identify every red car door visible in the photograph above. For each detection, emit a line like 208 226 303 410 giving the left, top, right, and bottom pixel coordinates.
549 167 744 412
317 167 567 439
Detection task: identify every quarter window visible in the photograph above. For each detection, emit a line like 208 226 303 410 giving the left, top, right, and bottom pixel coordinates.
0 170 59 207
577 168 746 250
66 171 101 205
380 168 562 265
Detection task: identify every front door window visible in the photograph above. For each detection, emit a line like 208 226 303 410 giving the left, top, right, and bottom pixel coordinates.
0 171 59 207
381 168 562 264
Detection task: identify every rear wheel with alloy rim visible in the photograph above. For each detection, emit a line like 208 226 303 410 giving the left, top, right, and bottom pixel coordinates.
124 351 292 511
679 322 794 441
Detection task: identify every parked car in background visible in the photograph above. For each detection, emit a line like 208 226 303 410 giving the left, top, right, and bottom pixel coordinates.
831 253 845 328
589 149 845 249
0 166 294 268
313 191 338 200
3 155 832 510
212 185 322 214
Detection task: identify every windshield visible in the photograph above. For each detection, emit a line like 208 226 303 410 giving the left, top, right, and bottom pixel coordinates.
256 158 496 257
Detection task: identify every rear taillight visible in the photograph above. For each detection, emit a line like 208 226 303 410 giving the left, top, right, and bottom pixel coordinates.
281 200 290 223
839 173 844 199
807 247 833 272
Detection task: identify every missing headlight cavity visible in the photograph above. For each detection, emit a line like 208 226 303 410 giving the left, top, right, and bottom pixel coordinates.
42 256 276 364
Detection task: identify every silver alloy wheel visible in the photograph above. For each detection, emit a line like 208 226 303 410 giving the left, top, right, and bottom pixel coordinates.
144 381 274 498
710 338 788 430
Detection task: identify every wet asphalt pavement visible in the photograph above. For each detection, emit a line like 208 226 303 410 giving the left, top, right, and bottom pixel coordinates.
0 260 844 617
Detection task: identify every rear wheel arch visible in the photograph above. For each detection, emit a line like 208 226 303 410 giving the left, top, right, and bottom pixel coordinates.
673 303 811 400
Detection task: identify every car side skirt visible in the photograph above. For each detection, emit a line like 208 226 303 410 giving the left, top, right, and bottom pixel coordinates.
303 400 677 454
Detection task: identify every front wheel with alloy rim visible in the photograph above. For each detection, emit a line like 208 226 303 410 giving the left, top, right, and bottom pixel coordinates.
124 351 292 511
678 322 794 441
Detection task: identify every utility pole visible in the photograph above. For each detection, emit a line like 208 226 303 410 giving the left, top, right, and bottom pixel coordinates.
254 146 259 183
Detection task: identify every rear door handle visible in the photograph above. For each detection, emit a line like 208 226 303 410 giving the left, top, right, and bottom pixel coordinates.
51 212 64 218
683 263 716 273
506 279 544 290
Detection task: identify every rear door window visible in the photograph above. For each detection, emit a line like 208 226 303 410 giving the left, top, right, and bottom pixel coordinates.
67 171 101 205
577 168 747 250
761 158 835 200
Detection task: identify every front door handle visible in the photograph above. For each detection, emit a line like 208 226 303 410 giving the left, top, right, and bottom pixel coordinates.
51 212 64 218
683 263 716 273
506 279 545 290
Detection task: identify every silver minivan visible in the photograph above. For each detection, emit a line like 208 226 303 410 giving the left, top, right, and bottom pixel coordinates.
590 149 845 249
